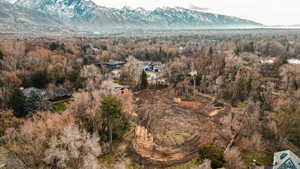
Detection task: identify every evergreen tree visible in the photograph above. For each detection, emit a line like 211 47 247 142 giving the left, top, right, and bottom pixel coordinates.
100 96 128 147
234 46 241 56
286 43 290 53
199 145 225 169
67 71 86 90
0 50 3 70
0 50 3 60
8 88 26 117
0 78 4 88
140 70 148 89
208 47 214 57
49 42 59 51
24 90 46 114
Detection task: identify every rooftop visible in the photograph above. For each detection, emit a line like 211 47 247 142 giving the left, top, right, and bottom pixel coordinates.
103 60 126 66
273 150 300 169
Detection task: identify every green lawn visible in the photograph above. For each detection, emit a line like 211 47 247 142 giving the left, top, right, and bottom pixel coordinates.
54 102 67 112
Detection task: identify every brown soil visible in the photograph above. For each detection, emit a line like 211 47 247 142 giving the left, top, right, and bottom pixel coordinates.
130 89 230 167
173 98 203 110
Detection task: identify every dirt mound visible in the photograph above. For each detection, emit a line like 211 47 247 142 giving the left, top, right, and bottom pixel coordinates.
173 98 203 109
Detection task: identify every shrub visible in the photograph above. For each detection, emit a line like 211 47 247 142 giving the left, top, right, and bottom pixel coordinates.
4 112 102 169
44 125 101 169
198 145 225 169
241 151 273 166
224 147 246 169
54 102 66 112
66 48 74 54
8 88 26 117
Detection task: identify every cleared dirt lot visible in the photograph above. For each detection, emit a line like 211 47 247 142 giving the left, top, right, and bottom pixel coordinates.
131 89 230 167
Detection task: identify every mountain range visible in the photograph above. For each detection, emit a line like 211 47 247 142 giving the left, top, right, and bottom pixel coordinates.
0 0 262 33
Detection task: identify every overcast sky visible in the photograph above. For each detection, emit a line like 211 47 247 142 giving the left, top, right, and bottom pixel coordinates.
93 0 299 25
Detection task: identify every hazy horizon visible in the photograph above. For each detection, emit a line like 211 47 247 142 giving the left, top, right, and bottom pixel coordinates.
93 0 300 26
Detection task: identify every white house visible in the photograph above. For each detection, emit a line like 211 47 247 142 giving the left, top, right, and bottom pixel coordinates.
273 150 300 169
287 59 300 65
111 70 121 79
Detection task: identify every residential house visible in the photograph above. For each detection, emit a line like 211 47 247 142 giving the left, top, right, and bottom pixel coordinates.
143 62 168 86
21 87 71 102
111 70 121 79
100 80 128 94
47 88 72 102
143 62 163 73
21 87 48 99
273 150 300 169
103 60 126 69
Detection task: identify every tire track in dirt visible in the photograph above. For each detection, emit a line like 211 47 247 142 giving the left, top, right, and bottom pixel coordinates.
131 89 229 167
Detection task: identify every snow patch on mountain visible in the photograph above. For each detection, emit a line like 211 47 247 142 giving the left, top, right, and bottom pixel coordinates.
2 0 17 4
12 0 262 29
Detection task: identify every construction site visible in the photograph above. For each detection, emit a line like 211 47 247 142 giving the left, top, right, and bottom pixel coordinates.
125 89 232 167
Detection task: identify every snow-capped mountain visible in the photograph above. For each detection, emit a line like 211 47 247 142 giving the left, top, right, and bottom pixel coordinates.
2 0 17 3
15 0 97 19
1 0 262 33
0 1 70 32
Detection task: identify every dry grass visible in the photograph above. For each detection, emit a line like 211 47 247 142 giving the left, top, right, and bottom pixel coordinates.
224 147 246 169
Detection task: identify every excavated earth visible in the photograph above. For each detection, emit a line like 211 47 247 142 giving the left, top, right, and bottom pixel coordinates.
130 89 231 167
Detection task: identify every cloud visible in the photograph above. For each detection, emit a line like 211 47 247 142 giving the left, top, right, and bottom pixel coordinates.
189 4 210 11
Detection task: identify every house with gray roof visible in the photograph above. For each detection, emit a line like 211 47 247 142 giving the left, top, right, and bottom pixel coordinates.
102 60 126 69
21 87 48 99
